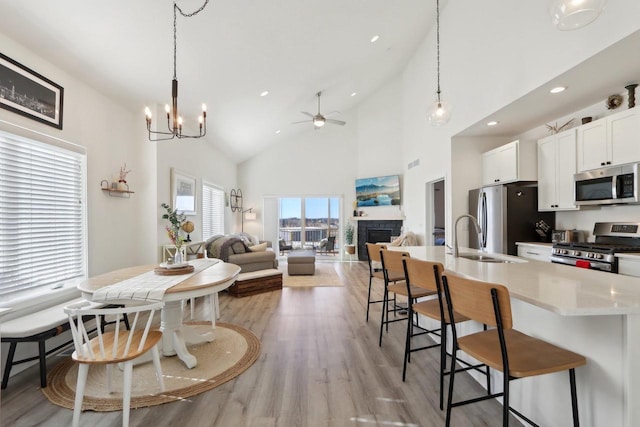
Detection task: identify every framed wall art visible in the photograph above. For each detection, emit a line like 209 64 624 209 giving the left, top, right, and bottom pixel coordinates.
171 168 197 215
0 52 64 129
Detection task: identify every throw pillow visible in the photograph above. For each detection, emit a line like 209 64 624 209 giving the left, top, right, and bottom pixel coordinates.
231 241 247 254
249 242 268 252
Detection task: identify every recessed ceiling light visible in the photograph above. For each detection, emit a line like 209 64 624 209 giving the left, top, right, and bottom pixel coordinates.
487 121 499 126
550 86 567 94
370 35 380 43
275 129 281 134
260 90 269 97
350 92 357 97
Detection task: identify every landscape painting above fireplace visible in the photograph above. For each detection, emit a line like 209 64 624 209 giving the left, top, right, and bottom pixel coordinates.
355 175 401 207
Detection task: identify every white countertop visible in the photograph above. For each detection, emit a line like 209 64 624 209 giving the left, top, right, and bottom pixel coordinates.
391 246 640 316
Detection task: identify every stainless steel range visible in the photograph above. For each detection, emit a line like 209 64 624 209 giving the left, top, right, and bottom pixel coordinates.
551 222 640 273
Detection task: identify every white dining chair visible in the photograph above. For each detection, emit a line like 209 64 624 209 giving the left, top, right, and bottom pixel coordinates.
64 300 165 427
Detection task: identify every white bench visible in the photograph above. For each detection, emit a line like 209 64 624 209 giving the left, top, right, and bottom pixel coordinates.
1 298 125 389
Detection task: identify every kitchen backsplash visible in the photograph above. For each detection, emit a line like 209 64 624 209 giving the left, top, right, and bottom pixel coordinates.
556 204 640 242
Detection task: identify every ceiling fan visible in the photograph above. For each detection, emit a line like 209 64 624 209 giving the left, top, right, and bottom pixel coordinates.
293 91 346 129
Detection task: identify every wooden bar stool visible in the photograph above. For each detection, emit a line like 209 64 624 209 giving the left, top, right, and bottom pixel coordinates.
365 243 390 322
441 274 587 427
378 249 435 357
402 258 490 408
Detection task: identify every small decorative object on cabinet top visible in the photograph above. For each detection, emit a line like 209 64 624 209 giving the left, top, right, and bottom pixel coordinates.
607 94 623 110
545 118 574 134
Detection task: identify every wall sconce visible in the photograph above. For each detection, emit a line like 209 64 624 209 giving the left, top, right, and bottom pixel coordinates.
242 208 256 232
230 188 243 212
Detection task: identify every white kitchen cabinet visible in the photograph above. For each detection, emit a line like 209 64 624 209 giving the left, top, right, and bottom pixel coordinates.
576 108 640 172
481 140 537 186
516 242 553 262
537 129 579 211
618 255 640 277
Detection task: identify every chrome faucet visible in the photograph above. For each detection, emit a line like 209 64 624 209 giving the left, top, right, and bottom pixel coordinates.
453 214 482 257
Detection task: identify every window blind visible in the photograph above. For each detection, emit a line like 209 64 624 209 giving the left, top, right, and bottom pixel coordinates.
202 182 224 240
0 131 86 302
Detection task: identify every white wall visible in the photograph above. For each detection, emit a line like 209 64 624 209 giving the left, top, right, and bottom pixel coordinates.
401 0 640 245
156 138 237 257
0 32 157 276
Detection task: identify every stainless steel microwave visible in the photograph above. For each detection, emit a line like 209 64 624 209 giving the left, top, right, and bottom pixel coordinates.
574 163 640 206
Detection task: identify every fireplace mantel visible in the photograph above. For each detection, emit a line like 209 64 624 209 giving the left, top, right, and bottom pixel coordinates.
352 216 405 221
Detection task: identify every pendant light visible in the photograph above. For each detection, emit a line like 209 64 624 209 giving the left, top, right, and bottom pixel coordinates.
145 0 209 141
427 0 451 126
549 0 608 31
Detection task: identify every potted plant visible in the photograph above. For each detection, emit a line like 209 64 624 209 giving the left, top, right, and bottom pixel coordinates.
161 202 186 263
345 222 356 254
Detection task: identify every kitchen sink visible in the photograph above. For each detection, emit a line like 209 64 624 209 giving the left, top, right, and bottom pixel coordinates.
457 253 512 263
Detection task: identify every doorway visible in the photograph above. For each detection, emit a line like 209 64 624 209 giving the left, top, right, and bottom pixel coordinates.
425 178 445 246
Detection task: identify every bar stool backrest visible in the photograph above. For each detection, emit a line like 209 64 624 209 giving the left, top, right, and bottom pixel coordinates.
379 249 410 279
442 274 513 330
402 258 444 293
366 243 387 273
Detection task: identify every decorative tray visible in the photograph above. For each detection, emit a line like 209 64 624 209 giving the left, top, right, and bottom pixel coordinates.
154 264 195 276
159 262 189 269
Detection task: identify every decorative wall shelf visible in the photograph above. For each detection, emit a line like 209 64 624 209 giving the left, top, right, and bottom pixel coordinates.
101 180 134 198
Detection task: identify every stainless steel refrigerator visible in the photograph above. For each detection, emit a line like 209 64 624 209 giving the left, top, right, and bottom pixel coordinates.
468 185 555 255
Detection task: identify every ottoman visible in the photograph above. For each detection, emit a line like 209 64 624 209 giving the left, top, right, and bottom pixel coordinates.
287 250 316 275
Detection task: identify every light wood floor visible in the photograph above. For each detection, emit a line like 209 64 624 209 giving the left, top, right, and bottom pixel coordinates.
1 261 515 426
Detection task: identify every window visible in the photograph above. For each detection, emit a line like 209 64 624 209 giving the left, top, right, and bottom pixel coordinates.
0 130 86 305
279 196 340 249
202 182 224 240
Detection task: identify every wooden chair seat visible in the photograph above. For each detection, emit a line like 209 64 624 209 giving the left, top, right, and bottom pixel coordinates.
74 330 163 364
458 329 586 378
387 282 435 299
385 271 405 282
412 299 469 324
371 270 385 280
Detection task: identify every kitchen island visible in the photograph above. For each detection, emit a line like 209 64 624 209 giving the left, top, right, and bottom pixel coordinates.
391 246 640 427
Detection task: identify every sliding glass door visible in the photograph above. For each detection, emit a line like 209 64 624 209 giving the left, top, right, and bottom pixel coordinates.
279 196 340 252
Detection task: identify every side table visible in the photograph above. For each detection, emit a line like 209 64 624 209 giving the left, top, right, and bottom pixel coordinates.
162 240 205 262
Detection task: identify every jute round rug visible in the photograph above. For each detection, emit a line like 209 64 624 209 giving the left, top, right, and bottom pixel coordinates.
42 322 260 411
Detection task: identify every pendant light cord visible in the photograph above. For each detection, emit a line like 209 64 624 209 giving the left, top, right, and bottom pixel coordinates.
436 0 441 103
173 0 210 80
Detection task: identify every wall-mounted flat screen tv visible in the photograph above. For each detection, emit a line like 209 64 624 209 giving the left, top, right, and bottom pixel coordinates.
356 175 401 207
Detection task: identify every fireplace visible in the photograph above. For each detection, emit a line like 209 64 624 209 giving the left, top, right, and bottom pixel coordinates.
368 229 392 245
357 220 403 261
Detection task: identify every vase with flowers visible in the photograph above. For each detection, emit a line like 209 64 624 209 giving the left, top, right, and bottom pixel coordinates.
161 202 187 264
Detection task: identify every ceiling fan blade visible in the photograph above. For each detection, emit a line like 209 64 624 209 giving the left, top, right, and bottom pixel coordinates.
292 119 312 124
300 111 314 117
326 118 346 126
324 110 340 117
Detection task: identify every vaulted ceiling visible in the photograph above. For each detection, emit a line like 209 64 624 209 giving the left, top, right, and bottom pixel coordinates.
0 0 436 162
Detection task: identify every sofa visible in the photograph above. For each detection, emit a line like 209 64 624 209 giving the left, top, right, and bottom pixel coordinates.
205 233 278 273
